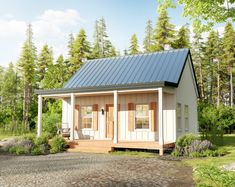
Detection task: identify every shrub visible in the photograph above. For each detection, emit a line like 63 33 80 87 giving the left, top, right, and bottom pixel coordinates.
176 134 198 148
34 134 50 154
32 146 42 155
42 113 61 136
9 145 29 155
50 135 67 154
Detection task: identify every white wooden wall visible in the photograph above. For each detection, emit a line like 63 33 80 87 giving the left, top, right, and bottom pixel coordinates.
176 57 198 138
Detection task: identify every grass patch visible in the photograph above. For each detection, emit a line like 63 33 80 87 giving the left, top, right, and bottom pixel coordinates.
184 134 235 186
111 150 157 158
0 134 18 141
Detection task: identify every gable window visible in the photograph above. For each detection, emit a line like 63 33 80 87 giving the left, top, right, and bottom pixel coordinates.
184 105 189 131
81 106 92 129
176 103 182 132
135 104 149 129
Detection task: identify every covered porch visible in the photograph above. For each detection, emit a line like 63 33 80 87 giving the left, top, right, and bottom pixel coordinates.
36 87 176 155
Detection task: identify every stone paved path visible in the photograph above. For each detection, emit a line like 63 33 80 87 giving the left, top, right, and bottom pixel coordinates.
0 152 194 187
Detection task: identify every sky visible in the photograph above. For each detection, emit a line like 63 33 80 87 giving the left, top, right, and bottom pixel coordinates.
0 0 218 67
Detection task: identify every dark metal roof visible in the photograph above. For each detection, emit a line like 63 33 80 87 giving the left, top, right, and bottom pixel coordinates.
65 48 189 89
35 48 198 95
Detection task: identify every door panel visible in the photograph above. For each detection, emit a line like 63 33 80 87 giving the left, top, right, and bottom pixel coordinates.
106 105 114 139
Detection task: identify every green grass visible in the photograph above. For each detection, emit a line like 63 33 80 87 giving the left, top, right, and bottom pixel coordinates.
184 134 235 186
0 133 18 141
111 150 157 158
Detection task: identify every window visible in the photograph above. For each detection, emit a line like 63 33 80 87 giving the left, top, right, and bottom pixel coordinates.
184 105 189 131
135 104 149 129
81 106 92 129
176 103 182 132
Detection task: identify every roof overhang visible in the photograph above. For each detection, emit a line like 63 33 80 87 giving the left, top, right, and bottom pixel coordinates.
35 81 177 96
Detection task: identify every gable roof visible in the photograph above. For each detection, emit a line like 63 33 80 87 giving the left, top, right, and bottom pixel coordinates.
35 48 199 95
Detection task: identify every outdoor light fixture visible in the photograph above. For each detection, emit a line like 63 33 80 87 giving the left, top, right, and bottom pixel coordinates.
101 108 104 115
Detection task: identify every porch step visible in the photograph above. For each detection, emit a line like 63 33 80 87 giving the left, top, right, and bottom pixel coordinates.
67 140 113 153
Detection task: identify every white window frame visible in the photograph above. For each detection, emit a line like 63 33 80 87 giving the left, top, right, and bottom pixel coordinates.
184 105 189 132
134 103 150 131
176 103 182 132
80 105 93 130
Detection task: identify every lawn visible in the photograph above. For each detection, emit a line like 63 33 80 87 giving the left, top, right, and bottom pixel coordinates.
184 134 235 186
111 150 157 158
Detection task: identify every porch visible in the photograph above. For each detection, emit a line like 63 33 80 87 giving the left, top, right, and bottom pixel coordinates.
67 140 175 154
36 87 176 155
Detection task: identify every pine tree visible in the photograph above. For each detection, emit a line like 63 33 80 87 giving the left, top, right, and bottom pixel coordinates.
37 44 53 88
70 28 90 74
191 27 205 100
172 26 190 49
43 55 69 88
143 20 154 52
91 18 116 58
128 34 140 55
17 24 37 130
1 63 19 128
152 7 175 51
204 30 219 104
223 22 235 106
68 33 75 59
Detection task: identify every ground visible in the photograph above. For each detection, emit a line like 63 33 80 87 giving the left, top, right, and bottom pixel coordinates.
0 152 194 187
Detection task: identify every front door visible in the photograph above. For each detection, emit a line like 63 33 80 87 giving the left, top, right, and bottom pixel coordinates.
106 105 114 139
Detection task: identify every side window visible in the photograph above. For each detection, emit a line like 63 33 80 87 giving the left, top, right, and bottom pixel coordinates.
176 103 182 132
184 105 189 132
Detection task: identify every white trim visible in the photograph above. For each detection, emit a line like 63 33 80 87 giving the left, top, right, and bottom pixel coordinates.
37 95 42 137
40 88 161 98
158 88 164 145
70 93 75 140
113 90 118 144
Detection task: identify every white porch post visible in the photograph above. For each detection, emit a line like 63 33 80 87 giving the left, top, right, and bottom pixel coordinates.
70 93 75 140
37 95 42 137
113 90 118 144
158 88 164 155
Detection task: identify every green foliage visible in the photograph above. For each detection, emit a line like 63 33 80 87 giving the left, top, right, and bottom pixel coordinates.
42 113 61 136
9 146 29 155
195 165 235 187
172 26 190 49
198 103 235 144
128 34 140 55
143 20 154 52
152 7 175 51
176 134 198 148
50 135 67 154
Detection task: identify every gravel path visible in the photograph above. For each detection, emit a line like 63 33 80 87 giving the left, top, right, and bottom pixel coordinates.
0 152 194 187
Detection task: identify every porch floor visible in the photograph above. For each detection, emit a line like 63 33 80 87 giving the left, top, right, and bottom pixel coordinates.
67 140 175 154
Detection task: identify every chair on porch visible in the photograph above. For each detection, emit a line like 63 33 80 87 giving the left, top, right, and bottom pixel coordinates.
57 128 70 139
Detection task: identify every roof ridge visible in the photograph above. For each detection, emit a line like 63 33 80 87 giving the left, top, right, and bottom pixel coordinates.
87 48 189 63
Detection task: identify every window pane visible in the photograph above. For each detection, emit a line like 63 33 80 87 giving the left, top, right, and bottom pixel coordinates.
81 106 92 129
177 103 182 131
135 104 149 129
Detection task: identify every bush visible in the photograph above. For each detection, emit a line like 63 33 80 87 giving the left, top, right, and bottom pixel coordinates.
32 146 42 155
195 165 235 187
9 145 30 155
42 113 61 136
50 135 67 154
34 134 50 154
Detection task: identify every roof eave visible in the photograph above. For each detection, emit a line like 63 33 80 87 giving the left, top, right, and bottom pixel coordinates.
35 81 177 95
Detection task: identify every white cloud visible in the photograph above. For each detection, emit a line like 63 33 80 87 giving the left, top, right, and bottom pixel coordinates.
0 9 84 66
37 9 84 26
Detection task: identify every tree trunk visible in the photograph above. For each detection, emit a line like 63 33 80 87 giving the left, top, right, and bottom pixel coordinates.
217 61 220 107
199 61 204 98
230 67 233 107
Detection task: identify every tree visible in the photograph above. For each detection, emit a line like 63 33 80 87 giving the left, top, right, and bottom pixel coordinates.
17 24 37 130
91 18 116 58
69 28 90 74
172 26 190 49
178 0 235 26
43 55 69 89
191 26 205 100
152 7 175 51
128 34 140 55
37 44 53 88
143 20 154 52
204 31 220 104
223 22 235 106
